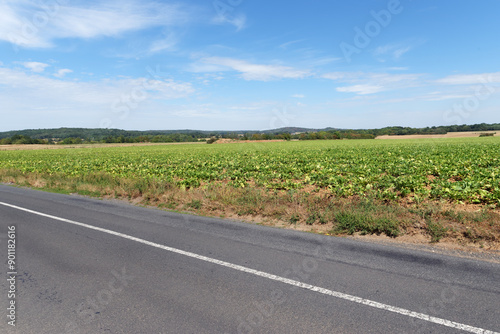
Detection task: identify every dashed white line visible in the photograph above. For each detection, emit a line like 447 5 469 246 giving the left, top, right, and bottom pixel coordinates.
1 201 498 334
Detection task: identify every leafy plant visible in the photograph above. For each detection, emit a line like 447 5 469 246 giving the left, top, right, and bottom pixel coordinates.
188 199 202 210
289 213 300 224
426 220 448 242
1 137 500 204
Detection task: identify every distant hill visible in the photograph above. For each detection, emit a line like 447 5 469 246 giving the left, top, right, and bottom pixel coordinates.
0 128 211 140
0 127 333 140
258 127 339 134
1 123 499 141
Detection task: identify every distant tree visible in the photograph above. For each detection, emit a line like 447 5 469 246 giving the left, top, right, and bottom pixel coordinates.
206 136 218 144
279 133 291 140
60 137 83 145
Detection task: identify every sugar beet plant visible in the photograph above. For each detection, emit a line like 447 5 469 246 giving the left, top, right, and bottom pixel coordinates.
0 137 499 205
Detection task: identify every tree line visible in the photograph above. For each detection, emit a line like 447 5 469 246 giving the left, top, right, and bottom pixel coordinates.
0 134 203 145
1 123 499 145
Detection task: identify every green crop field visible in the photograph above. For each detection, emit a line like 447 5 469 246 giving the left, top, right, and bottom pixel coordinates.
2 137 500 244
1 137 499 204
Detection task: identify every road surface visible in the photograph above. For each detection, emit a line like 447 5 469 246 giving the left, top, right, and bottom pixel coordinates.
0 184 499 333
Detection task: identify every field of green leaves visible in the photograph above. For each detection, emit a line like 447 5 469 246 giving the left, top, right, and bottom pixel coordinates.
1 137 499 204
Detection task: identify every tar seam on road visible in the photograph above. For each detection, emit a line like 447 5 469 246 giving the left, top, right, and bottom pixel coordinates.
0 200 498 334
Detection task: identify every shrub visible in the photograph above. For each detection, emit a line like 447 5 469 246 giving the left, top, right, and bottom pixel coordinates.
206 136 218 144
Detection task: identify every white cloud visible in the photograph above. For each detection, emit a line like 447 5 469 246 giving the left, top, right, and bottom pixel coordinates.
323 72 362 81
143 79 194 99
54 68 72 78
292 94 305 98
373 45 392 56
0 0 189 48
195 57 311 81
0 65 194 127
21 61 49 72
307 57 342 67
435 72 500 85
336 84 385 95
196 73 225 85
324 72 422 95
148 32 178 54
424 94 470 101
393 46 411 59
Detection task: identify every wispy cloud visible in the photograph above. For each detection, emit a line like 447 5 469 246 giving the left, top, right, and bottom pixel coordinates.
194 57 311 81
306 57 342 67
1 0 190 48
423 93 470 101
292 94 305 98
336 84 385 95
393 46 411 59
435 72 500 85
279 39 305 50
148 32 178 54
374 43 413 60
211 13 246 31
324 71 422 95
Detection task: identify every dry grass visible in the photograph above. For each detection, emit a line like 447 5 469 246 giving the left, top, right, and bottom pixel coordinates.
376 131 499 140
1 169 499 252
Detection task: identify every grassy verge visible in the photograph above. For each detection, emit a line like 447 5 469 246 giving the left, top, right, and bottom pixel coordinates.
1 168 499 249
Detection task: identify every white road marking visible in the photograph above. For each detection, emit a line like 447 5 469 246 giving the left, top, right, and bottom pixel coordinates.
1 200 498 334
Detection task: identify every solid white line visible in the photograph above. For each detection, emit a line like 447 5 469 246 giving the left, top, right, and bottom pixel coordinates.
1 200 498 334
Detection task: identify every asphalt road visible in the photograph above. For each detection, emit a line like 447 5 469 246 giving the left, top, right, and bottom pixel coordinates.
0 184 499 334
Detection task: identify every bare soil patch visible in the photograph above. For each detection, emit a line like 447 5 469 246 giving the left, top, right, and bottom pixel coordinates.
376 131 499 139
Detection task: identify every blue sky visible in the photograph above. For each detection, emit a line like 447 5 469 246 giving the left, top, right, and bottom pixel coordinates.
1 0 500 132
